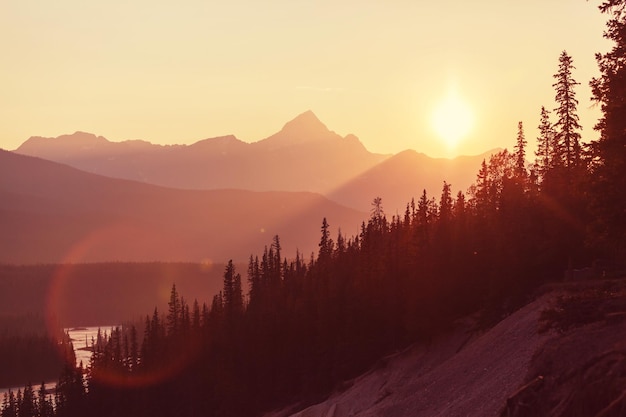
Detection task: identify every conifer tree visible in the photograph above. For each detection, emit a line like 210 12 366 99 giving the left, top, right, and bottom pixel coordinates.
589 0 626 256
535 106 556 179
318 218 333 261
336 228 346 254
371 197 384 222
222 260 236 315
268 235 282 286
232 271 244 315
166 284 181 336
417 190 430 226
553 50 582 169
454 191 466 219
37 382 53 417
247 255 261 309
192 300 201 331
18 383 35 417
514 121 527 177
210 292 224 323
3 390 17 417
473 159 490 213
439 182 453 223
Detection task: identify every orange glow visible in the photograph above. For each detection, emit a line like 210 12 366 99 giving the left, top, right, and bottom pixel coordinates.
432 87 474 152
0 2 609 157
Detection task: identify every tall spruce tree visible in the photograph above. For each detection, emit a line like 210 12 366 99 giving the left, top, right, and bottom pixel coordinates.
553 50 582 170
590 0 626 257
318 218 333 261
166 284 181 335
439 182 453 223
535 106 556 179
222 260 242 317
514 121 527 177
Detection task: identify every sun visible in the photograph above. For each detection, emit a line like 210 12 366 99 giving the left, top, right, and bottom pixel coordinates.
432 88 474 150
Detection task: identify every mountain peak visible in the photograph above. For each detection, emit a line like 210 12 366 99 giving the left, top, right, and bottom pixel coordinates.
58 131 111 147
16 131 110 156
280 110 329 136
257 110 340 150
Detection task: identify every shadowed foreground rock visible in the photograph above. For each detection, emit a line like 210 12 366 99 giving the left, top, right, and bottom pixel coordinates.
268 280 626 417
267 293 553 417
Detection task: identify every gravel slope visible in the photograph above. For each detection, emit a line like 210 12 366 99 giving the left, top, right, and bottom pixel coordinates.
272 294 554 417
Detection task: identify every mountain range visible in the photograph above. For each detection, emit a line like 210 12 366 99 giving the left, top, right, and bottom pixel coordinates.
15 111 385 200
4 111 498 264
0 150 365 264
14 111 496 213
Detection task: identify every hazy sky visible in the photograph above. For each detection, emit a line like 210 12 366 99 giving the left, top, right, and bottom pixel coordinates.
0 1 612 157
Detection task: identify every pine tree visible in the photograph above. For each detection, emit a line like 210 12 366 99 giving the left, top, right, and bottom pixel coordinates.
474 159 490 214
3 390 17 417
166 284 181 336
18 382 35 417
232 271 244 315
247 255 261 309
37 382 54 417
371 197 384 221
454 191 466 220
210 292 224 323
268 235 282 286
535 106 556 179
336 228 347 254
514 121 527 177
318 218 334 261
553 50 582 169
417 190 430 227
439 182 453 223
222 260 236 314
192 299 201 331
588 0 626 258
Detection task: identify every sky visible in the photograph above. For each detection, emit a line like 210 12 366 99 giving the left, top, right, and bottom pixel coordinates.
0 0 613 157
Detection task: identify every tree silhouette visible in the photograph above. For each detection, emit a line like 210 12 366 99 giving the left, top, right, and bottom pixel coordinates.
589 0 626 258
318 217 334 262
553 50 582 170
514 121 527 177
535 106 556 181
166 284 181 336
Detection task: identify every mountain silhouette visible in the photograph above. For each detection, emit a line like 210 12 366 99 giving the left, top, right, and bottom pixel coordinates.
15 111 386 195
255 110 344 148
0 150 366 264
327 149 501 213
14 111 494 213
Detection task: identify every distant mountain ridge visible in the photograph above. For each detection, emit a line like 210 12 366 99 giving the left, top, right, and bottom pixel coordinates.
14 111 498 213
15 111 387 196
0 150 366 264
328 149 501 213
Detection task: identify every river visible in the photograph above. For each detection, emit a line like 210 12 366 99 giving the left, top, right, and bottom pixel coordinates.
0 325 117 398
68 325 117 368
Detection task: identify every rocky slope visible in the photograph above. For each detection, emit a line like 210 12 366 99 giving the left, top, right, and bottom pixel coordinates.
268 279 626 417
